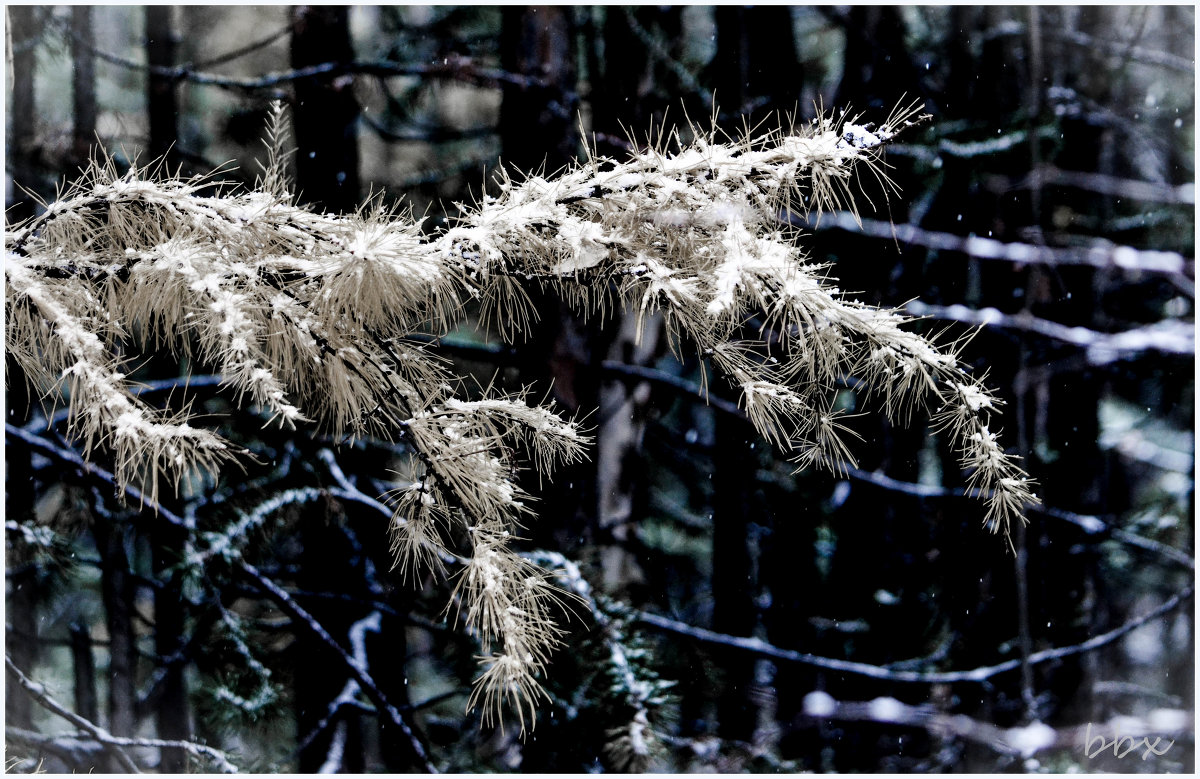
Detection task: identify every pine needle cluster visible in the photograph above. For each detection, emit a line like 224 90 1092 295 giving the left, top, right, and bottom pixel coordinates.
4 100 1035 732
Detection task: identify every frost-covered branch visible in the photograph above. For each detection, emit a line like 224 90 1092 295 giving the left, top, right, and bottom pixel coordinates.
800 690 1191 759
907 301 1195 363
806 211 1194 277
6 654 237 772
234 561 437 773
637 582 1193 684
442 100 1034 539
5 99 1037 732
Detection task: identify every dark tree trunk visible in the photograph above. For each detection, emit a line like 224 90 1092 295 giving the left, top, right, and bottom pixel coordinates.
71 5 97 166
145 6 179 164
710 6 803 122
92 518 138 739
7 5 39 220
710 411 759 742
70 623 100 724
290 5 360 213
152 519 190 772
498 5 576 173
834 6 921 113
294 501 363 772
496 6 599 566
4 440 38 731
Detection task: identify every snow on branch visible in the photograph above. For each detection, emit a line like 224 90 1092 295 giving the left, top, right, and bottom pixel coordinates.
637 582 1193 686
907 301 1195 363
5 99 1036 731
6 654 238 772
800 690 1191 760
805 211 1193 278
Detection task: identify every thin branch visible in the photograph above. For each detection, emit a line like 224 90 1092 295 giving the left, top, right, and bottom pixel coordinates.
1050 27 1194 73
621 8 710 106
317 720 349 774
52 18 566 97
800 690 1192 758
803 211 1193 278
1038 505 1195 570
316 447 399 519
5 655 140 772
233 560 437 773
5 726 107 769
600 360 744 418
635 583 1193 684
906 302 1195 362
5 423 189 528
6 655 240 772
599 363 1191 573
190 24 291 70
361 113 496 144
1019 165 1195 206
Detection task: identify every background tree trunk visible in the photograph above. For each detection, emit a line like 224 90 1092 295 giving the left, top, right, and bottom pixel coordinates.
7 5 39 221
70 623 100 725
4 442 38 732
92 518 138 739
151 519 190 772
145 6 179 164
498 5 575 174
71 5 97 167
290 5 360 213
710 6 803 122
710 411 759 742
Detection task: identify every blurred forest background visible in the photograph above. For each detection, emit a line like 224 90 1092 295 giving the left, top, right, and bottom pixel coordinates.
5 4 1195 773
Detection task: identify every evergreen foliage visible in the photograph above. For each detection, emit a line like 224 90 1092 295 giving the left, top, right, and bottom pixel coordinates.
4 100 1036 734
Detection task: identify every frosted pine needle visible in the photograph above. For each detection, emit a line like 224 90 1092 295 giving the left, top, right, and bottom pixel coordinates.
5 99 1036 735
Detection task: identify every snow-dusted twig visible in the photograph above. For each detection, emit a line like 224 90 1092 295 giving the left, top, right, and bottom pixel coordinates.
908 302 1195 363
233 561 437 773
800 690 1191 759
805 211 1193 278
6 654 237 772
636 583 1193 684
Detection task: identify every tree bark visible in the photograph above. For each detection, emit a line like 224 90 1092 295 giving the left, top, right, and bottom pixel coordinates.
70 5 97 166
152 519 190 772
4 440 38 731
7 5 39 220
70 623 100 725
710 409 759 742
290 5 360 213
498 5 576 173
710 6 803 122
92 518 138 739
145 6 179 164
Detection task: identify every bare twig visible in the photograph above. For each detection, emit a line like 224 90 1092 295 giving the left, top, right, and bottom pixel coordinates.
6 655 239 772
49 17 565 97
636 583 1193 684
906 302 1195 362
1019 165 1195 206
233 560 437 773
5 423 190 528
799 690 1192 757
1050 27 1194 73
803 211 1193 278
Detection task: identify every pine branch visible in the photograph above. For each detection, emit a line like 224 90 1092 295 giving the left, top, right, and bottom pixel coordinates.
4 98 1044 732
